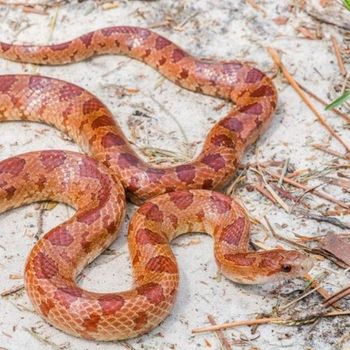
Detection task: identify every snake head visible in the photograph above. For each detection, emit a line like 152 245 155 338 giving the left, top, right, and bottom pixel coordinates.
254 249 314 284
220 249 313 284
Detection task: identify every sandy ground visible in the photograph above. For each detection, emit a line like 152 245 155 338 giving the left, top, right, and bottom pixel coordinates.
0 0 350 349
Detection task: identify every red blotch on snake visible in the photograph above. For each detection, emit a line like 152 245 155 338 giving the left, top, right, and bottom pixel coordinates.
245 68 264 83
80 32 94 47
77 208 101 225
239 102 263 115
179 68 189 79
155 36 171 50
101 132 125 148
117 153 139 169
98 294 125 315
135 228 166 245
220 217 245 246
139 202 164 222
172 49 186 63
137 282 165 304
4 186 16 200
211 134 234 148
168 191 194 209
167 213 178 228
0 43 11 52
33 252 58 279
250 85 274 97
82 98 102 115
220 117 243 132
40 151 66 171
91 115 115 129
133 312 148 331
201 153 226 171
175 164 196 184
210 192 231 213
145 255 177 274
47 227 74 247
202 179 213 189
39 299 55 317
83 314 101 332
0 76 16 93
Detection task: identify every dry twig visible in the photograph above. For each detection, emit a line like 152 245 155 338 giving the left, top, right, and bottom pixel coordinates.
323 284 350 307
331 36 347 77
312 144 350 160
192 310 350 334
265 168 350 209
207 315 232 350
267 47 350 153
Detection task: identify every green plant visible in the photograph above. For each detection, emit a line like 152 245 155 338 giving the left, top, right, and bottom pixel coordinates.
344 0 350 11
325 91 350 110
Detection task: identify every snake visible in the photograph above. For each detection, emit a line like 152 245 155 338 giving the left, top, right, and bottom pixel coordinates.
0 27 313 340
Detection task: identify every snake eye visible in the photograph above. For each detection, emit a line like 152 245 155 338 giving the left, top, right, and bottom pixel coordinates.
281 264 292 273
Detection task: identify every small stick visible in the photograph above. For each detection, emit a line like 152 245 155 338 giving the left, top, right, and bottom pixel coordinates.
207 315 232 350
271 184 310 208
193 317 282 334
249 183 277 204
267 47 350 153
192 310 350 334
312 144 350 160
304 273 332 300
298 83 350 123
278 158 290 186
322 284 350 307
264 169 350 209
331 36 347 77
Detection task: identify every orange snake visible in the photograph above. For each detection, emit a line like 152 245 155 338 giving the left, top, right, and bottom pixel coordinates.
0 27 313 340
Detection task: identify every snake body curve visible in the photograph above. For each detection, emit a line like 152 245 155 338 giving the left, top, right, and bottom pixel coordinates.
0 26 277 203
0 27 313 340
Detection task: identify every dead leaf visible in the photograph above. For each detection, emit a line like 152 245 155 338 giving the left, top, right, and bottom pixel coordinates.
321 232 350 266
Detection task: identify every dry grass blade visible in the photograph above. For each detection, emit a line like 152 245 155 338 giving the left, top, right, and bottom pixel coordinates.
192 310 350 333
322 176 350 189
267 47 350 153
331 36 347 77
249 182 277 204
278 158 289 186
312 144 350 160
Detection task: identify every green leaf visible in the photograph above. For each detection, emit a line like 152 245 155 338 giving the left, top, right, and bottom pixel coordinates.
325 91 350 110
344 0 350 11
